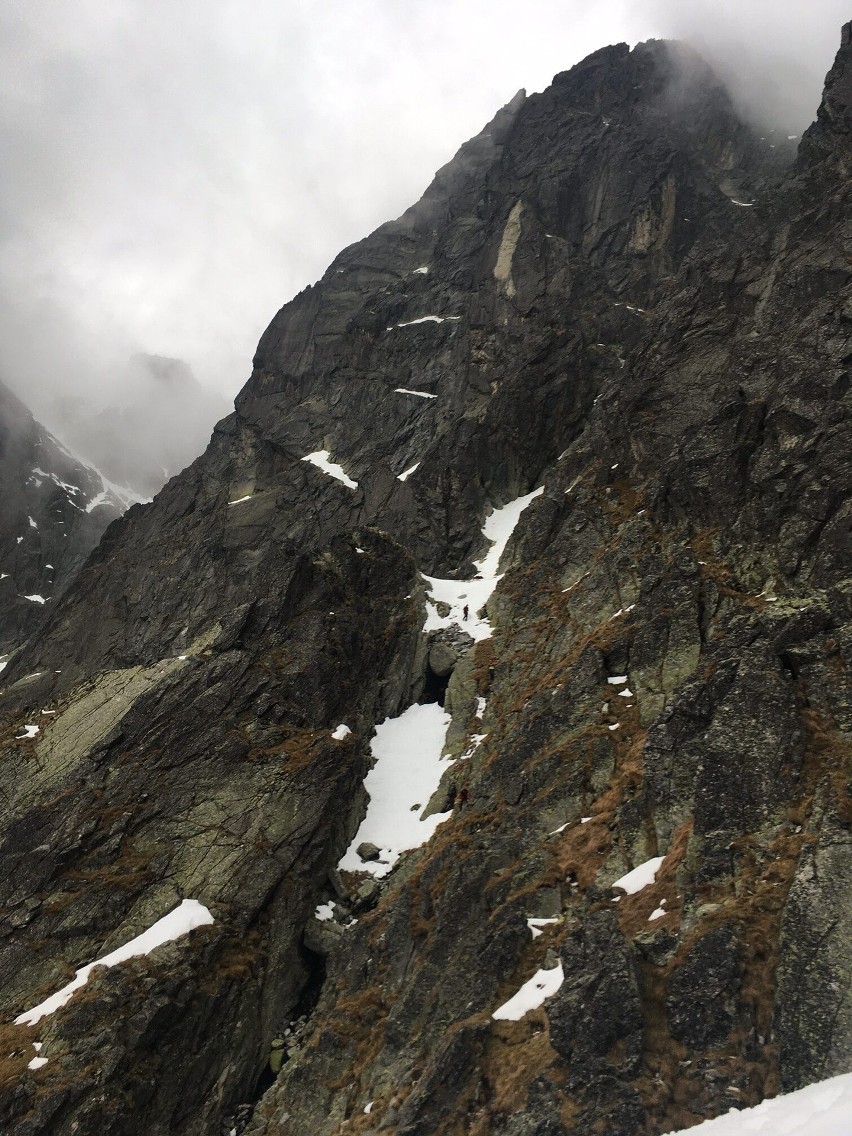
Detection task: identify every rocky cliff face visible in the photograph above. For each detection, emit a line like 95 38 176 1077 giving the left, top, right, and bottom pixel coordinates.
0 28 849 1136
0 381 136 660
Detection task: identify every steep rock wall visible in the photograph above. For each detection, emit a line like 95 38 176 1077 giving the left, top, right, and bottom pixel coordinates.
0 28 849 1136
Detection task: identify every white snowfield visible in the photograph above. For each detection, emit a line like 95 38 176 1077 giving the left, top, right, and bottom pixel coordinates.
492 963 564 1021
423 488 544 643
662 1071 852 1136
338 702 453 878
15 899 214 1026
301 449 359 490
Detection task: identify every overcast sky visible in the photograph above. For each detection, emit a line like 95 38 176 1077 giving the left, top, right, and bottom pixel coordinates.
0 0 847 424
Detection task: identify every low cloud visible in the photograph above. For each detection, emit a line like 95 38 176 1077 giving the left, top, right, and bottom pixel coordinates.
634 0 848 134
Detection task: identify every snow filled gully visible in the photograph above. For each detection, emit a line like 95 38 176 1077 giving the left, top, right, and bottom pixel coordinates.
338 490 546 877
423 487 544 643
338 702 453 878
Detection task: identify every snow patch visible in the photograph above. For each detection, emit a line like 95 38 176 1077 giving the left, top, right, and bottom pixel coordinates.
315 902 336 922
388 315 461 329
413 266 429 274
302 450 358 490
397 463 420 482
394 387 436 399
459 733 487 760
612 856 665 896
23 594 47 604
661 1071 852 1135
492 963 564 1021
15 899 215 1025
338 703 452 878
527 917 559 939
331 724 351 741
607 675 627 685
16 725 39 740
228 495 253 506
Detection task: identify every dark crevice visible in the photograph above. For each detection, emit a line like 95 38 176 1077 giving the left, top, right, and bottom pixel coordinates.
421 663 451 706
248 945 328 1107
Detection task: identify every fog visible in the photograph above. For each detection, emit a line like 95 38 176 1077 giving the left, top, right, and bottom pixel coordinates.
640 0 849 135
0 0 846 490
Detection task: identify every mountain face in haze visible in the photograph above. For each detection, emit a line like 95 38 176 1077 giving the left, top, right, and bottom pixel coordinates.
0 380 137 660
52 354 230 498
0 27 849 1136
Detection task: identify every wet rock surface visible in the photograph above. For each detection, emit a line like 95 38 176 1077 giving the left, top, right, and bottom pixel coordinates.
0 25 850 1136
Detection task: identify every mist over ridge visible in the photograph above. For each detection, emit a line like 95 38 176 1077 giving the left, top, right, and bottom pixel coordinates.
0 0 846 486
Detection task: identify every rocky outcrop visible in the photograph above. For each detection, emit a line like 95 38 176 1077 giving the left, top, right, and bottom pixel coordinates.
0 24 850 1136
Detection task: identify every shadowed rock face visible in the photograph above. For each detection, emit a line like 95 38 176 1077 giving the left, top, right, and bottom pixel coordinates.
0 26 850 1136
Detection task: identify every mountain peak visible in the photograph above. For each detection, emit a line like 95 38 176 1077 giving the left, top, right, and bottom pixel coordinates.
798 20 852 173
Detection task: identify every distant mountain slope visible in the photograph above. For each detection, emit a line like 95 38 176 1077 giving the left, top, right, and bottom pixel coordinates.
0 380 140 658
52 353 231 498
0 26 848 1136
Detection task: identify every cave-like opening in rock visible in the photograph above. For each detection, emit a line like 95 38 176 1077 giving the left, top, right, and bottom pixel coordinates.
421 662 451 706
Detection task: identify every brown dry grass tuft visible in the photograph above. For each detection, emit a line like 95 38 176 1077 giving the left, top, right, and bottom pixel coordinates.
0 1022 41 1090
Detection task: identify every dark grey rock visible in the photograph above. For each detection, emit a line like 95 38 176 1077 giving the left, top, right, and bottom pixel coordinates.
667 923 742 1049
775 800 852 1090
547 908 643 1072
1 22 851 1136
